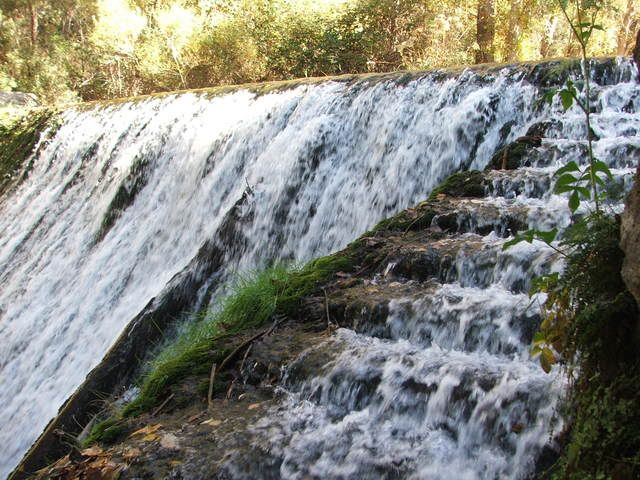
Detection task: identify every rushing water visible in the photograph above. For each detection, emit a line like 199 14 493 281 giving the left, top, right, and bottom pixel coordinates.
0 59 638 478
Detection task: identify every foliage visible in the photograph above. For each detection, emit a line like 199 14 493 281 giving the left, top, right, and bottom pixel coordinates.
503 0 612 251
0 0 637 103
531 214 640 479
497 3 640 477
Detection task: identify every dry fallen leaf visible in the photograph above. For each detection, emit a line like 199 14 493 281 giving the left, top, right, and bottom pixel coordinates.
81 446 104 457
200 418 222 427
247 403 261 410
141 433 160 442
130 423 162 438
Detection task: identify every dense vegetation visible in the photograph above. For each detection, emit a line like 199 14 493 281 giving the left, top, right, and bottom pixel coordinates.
0 0 637 104
533 214 640 479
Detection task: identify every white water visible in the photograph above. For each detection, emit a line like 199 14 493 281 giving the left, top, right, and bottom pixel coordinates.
0 59 638 478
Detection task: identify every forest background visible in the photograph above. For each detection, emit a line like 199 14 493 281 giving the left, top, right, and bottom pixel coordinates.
0 0 638 104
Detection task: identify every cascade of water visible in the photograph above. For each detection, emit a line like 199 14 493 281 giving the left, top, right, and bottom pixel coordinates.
0 59 638 478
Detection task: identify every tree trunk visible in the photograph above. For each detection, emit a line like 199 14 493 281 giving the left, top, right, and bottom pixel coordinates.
617 0 637 55
504 0 521 62
633 28 640 80
29 1 38 47
475 0 495 64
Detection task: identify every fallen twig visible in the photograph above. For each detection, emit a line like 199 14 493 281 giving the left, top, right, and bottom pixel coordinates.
239 343 253 375
207 317 285 408
152 393 174 417
322 287 335 332
207 363 217 410
226 380 236 400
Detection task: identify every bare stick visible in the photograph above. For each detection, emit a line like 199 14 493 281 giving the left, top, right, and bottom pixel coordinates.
217 318 285 374
226 380 236 400
152 393 175 417
208 317 285 410
322 288 338 330
207 363 217 410
239 343 253 375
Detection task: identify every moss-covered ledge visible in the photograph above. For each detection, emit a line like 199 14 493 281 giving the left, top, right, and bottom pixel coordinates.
0 107 61 198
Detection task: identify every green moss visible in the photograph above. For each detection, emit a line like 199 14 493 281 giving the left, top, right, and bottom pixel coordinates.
428 170 486 200
0 107 60 197
82 418 127 447
538 214 640 479
486 142 530 171
537 59 581 87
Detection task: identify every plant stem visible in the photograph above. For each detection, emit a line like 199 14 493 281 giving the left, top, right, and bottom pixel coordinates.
581 47 600 211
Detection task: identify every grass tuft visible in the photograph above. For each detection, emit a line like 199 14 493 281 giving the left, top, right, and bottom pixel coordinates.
123 255 355 417
82 418 127 447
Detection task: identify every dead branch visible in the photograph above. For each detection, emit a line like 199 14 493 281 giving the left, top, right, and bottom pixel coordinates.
207 317 285 409
152 393 175 417
207 362 217 410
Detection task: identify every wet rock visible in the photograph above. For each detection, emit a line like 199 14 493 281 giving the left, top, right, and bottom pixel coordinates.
525 120 560 139
621 165 640 307
428 170 487 200
485 137 541 171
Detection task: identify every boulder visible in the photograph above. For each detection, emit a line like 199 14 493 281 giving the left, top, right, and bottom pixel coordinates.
0 92 39 108
621 164 640 306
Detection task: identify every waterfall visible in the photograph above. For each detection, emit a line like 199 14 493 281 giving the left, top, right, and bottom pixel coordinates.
0 59 638 478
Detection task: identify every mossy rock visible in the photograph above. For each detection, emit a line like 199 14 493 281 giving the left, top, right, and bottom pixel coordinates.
428 170 487 200
485 137 541 171
525 120 560 139
531 59 581 88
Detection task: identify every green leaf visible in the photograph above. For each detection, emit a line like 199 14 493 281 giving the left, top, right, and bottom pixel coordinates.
555 173 578 190
503 230 534 250
540 88 558 105
574 186 591 198
592 159 613 179
559 89 574 110
555 161 580 176
536 228 558 244
555 185 575 194
533 332 546 346
569 190 580 212
540 348 555 373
